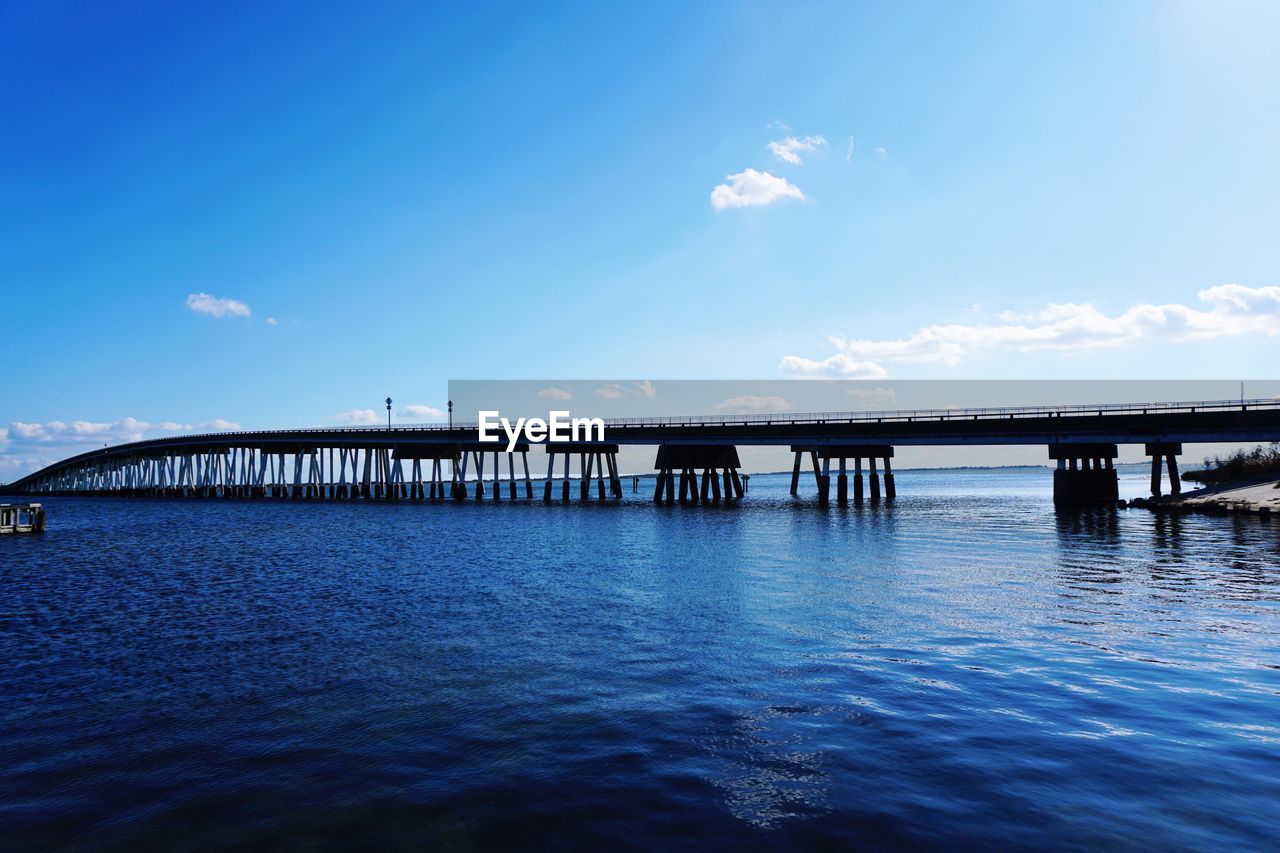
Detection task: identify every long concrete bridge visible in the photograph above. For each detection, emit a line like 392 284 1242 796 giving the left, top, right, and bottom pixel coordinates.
5 398 1279 506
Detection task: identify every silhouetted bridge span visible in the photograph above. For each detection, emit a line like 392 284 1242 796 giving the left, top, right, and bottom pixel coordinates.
6 398 1279 506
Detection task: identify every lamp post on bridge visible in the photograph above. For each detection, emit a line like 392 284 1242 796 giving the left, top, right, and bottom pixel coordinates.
386 397 392 431
448 400 453 430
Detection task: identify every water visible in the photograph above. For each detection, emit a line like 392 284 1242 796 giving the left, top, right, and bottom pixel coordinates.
3 468 1279 849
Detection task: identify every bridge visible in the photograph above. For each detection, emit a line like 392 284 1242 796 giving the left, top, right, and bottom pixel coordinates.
5 398 1279 506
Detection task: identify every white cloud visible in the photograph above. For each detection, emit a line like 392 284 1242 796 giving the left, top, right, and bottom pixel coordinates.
198 419 241 431
0 417 241 480
334 409 379 424
714 395 792 414
778 353 888 378
846 387 897 404
710 169 805 211
781 284 1280 376
537 387 574 401
767 135 827 165
873 147 888 158
594 381 656 400
398 405 445 420
186 292 251 318
265 317 278 326
6 418 239 443
845 136 854 163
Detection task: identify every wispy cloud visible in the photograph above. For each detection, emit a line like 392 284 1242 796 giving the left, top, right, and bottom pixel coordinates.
845 136 855 163
7 417 239 443
847 386 897 405
713 395 792 414
265 317 279 326
398 405 445 420
781 284 1280 376
767 135 827 165
767 119 792 132
334 409 379 424
537 387 574 401
873 147 888 158
711 169 804 211
595 381 657 400
186 292 251 319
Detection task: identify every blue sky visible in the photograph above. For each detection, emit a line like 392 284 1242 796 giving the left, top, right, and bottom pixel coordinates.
3 1 1279 474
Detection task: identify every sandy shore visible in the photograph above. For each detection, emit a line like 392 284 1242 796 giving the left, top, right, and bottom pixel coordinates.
1128 473 1280 516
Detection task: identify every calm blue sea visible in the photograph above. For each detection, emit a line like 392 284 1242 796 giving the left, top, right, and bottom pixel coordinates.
3 467 1279 849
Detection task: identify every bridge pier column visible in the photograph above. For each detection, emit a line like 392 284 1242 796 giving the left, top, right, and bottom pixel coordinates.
653 468 670 503
792 446 892 505
561 452 571 502
542 453 553 502
454 452 469 501
790 451 802 496
655 445 742 507
1144 443 1183 498
545 443 619 503
1051 444 1119 505
607 453 622 498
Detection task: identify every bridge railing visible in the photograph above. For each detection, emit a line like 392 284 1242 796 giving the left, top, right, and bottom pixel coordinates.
112 397 1280 442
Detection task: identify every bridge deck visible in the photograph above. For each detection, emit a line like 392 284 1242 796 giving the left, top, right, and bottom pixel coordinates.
5 397 1279 499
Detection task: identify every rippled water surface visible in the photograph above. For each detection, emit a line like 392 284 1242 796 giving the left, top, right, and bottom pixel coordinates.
3 468 1279 848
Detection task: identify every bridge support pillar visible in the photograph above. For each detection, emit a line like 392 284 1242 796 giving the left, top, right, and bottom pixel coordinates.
546 444 621 503
1050 444 1119 505
654 445 743 507
392 446 461 503
793 446 893 505
1145 443 1183 498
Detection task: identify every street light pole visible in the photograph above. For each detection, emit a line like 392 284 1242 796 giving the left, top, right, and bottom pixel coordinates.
448 400 453 430
386 397 392 431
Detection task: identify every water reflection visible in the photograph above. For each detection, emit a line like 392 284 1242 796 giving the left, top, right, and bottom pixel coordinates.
5 472 1280 848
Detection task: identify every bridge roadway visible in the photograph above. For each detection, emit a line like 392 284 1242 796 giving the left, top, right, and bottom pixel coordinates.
5 398 1280 506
